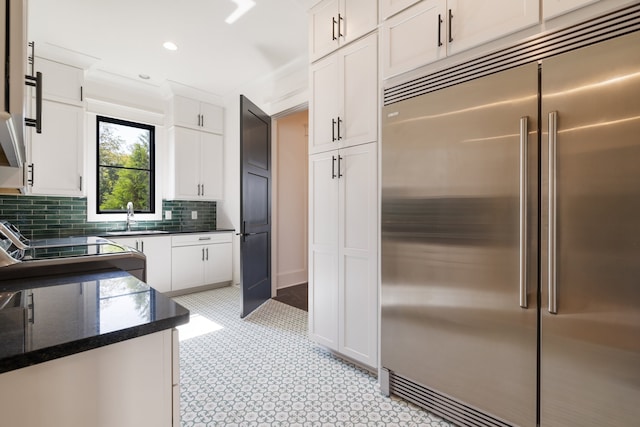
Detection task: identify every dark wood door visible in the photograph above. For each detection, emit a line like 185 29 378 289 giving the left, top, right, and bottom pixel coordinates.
239 95 272 318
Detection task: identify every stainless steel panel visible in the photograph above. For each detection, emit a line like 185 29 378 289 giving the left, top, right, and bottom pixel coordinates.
381 63 538 427
540 31 640 427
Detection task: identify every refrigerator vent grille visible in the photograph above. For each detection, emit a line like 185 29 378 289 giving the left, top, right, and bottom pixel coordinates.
389 372 513 427
384 3 640 105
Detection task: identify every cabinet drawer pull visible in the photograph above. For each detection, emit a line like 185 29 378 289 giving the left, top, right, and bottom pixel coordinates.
438 14 443 47
338 13 344 38
448 9 453 43
199 236 212 241
332 16 338 41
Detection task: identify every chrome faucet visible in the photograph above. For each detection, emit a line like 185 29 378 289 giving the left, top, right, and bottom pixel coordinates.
126 202 135 231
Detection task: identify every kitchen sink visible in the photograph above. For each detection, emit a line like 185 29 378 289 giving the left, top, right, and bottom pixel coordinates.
106 230 169 236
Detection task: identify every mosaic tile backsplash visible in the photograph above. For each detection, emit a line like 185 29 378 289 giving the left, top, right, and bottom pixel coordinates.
0 195 216 239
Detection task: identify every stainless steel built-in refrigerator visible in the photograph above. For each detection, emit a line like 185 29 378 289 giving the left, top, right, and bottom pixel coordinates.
381 25 640 427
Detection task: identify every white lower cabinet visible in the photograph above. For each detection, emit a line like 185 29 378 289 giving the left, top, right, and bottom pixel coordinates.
171 233 233 292
110 236 172 293
0 330 176 427
309 142 378 369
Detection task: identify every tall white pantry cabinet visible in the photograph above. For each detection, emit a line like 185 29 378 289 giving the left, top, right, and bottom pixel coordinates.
308 0 379 369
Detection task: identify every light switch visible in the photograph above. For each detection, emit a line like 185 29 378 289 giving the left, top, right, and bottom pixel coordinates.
191 211 198 220
165 210 172 220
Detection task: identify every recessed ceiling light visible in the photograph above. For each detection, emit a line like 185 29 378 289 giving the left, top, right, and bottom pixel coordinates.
163 41 178 51
225 0 256 24
138 74 150 80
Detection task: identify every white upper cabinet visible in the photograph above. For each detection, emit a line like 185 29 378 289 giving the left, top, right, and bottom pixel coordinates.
28 100 84 196
166 95 224 201
169 95 223 134
309 0 378 62
382 0 445 78
34 57 84 106
382 0 539 78
543 0 599 19
380 0 422 19
310 33 378 155
447 0 539 56
168 127 223 201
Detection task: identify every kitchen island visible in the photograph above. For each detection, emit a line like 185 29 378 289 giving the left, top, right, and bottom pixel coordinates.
0 269 189 427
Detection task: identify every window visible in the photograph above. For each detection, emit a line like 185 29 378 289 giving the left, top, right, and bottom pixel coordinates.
96 116 155 214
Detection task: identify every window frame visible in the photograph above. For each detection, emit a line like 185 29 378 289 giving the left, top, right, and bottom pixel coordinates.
95 115 156 216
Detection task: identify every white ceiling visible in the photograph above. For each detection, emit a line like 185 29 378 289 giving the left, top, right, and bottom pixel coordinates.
27 0 312 98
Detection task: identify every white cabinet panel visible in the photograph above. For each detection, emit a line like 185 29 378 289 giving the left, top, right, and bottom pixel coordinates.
171 233 233 293
170 95 223 134
172 127 201 199
204 242 233 285
310 0 340 62
382 0 445 78
380 0 423 19
309 152 340 349
343 0 379 45
171 245 206 291
310 33 378 155
29 100 84 196
382 0 540 78
110 236 172 294
309 0 377 62
308 143 378 368
34 57 83 105
310 55 340 154
448 0 539 56
200 132 224 200
168 128 223 201
543 0 599 19
341 32 379 148
0 331 174 427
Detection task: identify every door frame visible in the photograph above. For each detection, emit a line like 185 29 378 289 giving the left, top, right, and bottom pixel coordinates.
270 103 309 297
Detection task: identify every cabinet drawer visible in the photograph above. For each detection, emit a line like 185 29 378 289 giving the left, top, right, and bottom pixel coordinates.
171 233 232 247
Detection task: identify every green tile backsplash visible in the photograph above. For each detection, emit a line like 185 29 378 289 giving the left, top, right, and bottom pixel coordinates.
0 195 216 239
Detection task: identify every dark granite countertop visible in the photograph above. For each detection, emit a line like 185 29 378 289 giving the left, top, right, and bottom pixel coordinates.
0 270 189 374
98 228 235 238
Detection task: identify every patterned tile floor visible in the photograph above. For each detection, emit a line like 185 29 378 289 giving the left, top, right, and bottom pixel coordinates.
174 286 453 427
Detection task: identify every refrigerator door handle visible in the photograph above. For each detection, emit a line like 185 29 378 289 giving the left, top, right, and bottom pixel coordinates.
519 116 528 309
548 111 558 314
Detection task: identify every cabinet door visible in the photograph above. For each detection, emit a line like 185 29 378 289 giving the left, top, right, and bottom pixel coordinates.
200 132 224 200
382 0 445 79
380 0 423 20
199 102 224 134
308 151 340 350
340 33 378 148
172 127 201 200
35 58 83 105
342 0 378 45
29 101 84 196
543 0 599 19
171 246 204 291
172 96 201 129
310 55 340 155
203 242 232 285
141 236 172 293
309 0 340 62
338 142 378 368
448 0 539 55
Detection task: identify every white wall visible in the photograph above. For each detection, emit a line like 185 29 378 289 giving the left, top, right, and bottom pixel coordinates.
274 110 308 289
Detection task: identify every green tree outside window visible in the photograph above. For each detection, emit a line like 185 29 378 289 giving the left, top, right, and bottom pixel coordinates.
97 116 155 213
